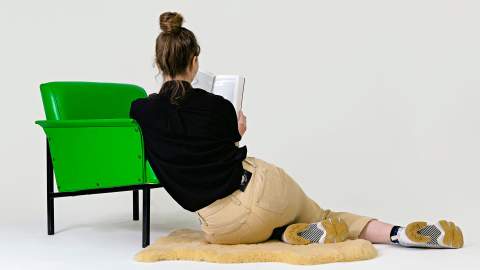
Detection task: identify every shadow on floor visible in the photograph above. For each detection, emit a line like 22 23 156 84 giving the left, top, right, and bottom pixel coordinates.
55 211 199 234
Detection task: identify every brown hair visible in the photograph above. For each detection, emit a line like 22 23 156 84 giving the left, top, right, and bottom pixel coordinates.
155 11 201 105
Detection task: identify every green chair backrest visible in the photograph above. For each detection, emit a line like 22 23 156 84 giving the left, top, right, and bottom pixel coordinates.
40 81 147 120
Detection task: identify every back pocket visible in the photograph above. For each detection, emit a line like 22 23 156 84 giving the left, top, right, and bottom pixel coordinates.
254 164 289 214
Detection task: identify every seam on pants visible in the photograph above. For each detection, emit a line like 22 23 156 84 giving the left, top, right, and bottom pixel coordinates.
196 211 207 225
231 189 254 219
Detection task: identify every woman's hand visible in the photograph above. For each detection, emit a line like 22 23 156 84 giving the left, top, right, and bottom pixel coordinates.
238 110 247 137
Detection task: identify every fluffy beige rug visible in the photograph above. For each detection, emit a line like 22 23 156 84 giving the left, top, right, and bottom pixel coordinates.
134 228 377 265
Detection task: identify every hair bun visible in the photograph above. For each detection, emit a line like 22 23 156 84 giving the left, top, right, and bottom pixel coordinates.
159 12 183 34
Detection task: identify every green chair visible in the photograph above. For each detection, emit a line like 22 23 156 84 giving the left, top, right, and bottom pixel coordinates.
34 81 162 247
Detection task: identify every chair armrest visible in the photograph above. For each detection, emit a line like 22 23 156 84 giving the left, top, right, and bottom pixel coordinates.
35 118 137 128
34 118 160 192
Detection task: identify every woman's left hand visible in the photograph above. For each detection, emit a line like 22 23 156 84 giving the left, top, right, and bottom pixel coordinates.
238 110 247 137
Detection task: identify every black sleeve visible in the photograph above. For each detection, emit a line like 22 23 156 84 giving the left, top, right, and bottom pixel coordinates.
217 97 241 142
129 101 136 119
129 98 144 119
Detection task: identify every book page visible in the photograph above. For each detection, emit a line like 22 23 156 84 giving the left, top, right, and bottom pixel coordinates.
213 75 245 117
192 71 215 92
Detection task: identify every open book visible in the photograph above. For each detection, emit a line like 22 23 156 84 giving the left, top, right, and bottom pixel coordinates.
192 71 245 118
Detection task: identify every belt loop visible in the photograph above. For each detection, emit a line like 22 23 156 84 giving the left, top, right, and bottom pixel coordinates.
243 156 256 172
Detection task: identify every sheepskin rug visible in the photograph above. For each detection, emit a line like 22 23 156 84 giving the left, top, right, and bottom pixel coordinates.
134 228 377 265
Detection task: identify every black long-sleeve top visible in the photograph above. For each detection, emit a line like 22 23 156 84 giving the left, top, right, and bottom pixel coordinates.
129 80 248 212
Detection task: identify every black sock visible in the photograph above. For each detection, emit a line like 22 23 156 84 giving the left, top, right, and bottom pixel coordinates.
270 224 290 240
389 225 401 244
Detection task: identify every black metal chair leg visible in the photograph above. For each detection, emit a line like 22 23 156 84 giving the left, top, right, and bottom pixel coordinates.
45 138 157 246
142 187 150 248
47 139 55 235
133 190 139 220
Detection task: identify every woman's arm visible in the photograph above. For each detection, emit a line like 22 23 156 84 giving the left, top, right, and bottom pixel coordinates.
215 97 244 143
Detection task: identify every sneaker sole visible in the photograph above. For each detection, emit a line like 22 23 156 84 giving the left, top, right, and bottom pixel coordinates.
405 220 464 248
283 217 349 245
439 220 464 248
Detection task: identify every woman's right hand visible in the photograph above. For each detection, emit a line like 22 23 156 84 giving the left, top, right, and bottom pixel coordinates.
238 110 247 137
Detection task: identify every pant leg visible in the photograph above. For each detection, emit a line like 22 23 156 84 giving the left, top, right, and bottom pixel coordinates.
293 196 376 239
270 160 377 240
200 156 375 244
231 156 327 244
324 210 376 239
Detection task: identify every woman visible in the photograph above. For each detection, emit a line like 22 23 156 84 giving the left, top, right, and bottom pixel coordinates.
129 11 464 248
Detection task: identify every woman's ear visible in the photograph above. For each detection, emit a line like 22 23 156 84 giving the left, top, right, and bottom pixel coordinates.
191 55 199 74
192 55 198 67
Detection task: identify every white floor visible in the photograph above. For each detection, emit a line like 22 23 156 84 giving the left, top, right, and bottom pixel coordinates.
1 201 478 270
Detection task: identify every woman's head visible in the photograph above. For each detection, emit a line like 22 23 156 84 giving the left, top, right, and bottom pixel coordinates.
155 12 200 82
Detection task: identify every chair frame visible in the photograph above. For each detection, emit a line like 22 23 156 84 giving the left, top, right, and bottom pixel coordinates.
45 139 162 248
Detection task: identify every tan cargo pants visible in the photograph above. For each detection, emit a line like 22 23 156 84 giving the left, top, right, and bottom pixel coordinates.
195 156 376 244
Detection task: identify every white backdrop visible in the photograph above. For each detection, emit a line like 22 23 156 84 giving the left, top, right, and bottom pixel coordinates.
1 0 479 241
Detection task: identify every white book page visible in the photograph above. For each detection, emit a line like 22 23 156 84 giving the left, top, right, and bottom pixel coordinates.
191 71 215 92
213 75 245 117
